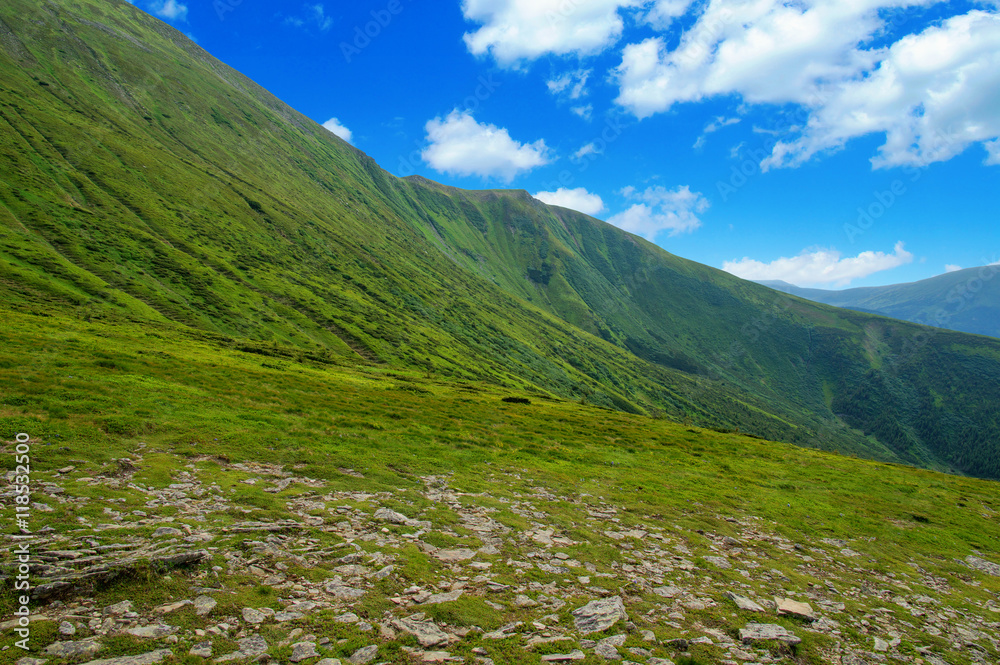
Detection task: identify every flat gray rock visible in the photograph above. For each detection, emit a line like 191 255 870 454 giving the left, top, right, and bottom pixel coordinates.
965 555 1000 576
194 594 217 616
189 642 213 658
125 624 177 639
541 652 586 662
80 650 173 665
432 548 476 563
347 644 379 664
326 583 366 599
653 586 681 598
725 591 766 612
242 607 267 625
392 615 450 647
739 623 802 645
290 642 321 663
43 640 102 658
572 596 628 635
775 597 815 620
238 635 269 657
374 507 410 524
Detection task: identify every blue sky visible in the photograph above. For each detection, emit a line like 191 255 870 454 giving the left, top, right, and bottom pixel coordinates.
133 0 999 288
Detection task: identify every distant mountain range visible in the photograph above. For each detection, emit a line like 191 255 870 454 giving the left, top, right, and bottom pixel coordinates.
758 267 1000 339
2 0 1000 478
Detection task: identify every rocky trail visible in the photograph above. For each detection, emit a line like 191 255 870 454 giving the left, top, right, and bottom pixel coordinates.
2 449 999 665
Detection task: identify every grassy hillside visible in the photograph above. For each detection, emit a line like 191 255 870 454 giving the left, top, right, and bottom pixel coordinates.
1 0 1000 478
1 308 999 665
760 266 1000 339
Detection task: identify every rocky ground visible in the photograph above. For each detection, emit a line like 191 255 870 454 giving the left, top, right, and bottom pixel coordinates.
2 450 999 665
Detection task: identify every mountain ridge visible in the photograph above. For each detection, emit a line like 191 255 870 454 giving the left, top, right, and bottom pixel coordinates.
2 0 1000 477
757 266 1000 339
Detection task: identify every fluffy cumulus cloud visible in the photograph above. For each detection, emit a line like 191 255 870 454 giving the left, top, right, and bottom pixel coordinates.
766 10 1000 169
533 187 606 216
945 264 963 273
461 0 645 64
422 110 551 182
723 241 914 287
607 185 708 239
613 1 1000 170
322 118 353 144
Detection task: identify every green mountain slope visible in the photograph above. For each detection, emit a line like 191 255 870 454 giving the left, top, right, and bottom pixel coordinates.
759 266 1000 339
2 0 1000 478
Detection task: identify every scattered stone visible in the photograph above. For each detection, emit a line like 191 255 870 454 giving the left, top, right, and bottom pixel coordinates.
189 642 213 658
653 586 681 598
347 645 379 664
595 634 626 659
326 583 366 599
290 642 321 662
704 556 731 569
242 607 267 625
572 596 628 634
154 600 192 614
153 527 183 537
774 597 815 621
542 651 586 662
515 594 539 608
374 507 411 524
739 623 802 645
725 591 766 612
43 640 102 659
965 555 1000 576
125 624 177 639
433 548 476 563
194 595 217 616
392 614 450 647
104 601 133 616
424 589 464 604
79 649 174 665
59 620 77 635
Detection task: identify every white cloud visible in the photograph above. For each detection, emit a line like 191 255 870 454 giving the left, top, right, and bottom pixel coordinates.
286 4 333 30
322 118 353 144
765 10 1000 170
613 3 1000 171
641 0 695 29
693 115 741 149
308 4 334 31
571 105 594 119
984 138 1000 166
723 242 914 287
574 142 600 159
150 0 188 21
533 187 606 216
422 110 552 182
607 185 708 239
462 0 643 64
547 69 592 99
945 264 963 273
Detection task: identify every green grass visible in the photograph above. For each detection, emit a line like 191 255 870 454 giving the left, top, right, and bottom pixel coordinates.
1 0 999 479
